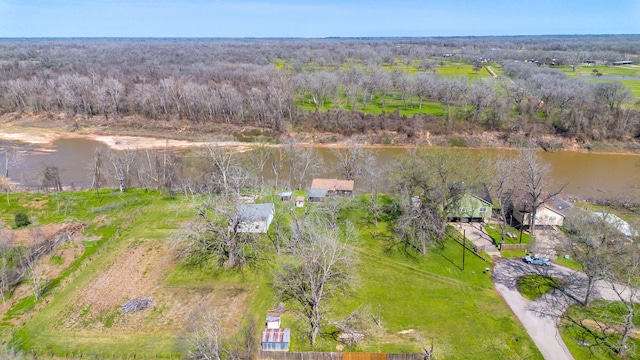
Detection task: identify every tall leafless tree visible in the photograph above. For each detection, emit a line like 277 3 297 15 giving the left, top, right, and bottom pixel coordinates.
514 149 566 239
108 150 137 193
273 219 356 346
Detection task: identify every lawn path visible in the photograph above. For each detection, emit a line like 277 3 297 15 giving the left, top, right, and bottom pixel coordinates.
355 248 486 291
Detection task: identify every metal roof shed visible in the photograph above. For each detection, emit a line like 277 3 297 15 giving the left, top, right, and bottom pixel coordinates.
261 328 291 351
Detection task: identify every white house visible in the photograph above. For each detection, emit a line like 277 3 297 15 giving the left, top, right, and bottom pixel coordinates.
594 212 638 238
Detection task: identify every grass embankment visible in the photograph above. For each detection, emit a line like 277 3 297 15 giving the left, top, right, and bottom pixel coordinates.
1 191 541 359
517 275 564 301
561 301 640 360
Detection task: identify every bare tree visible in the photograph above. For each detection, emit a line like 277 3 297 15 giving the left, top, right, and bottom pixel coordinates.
273 219 356 346
602 245 640 357
180 198 259 269
185 308 223 360
243 143 273 189
0 177 12 206
205 145 233 196
393 148 491 241
40 164 62 192
138 143 181 191
285 143 323 190
88 149 105 191
563 208 626 306
492 156 517 244
0 225 15 305
594 82 635 112
108 150 137 193
514 149 566 239
331 141 374 182
1 145 21 178
394 201 445 255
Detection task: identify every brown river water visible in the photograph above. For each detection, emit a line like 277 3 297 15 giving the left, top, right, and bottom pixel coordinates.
2 138 639 201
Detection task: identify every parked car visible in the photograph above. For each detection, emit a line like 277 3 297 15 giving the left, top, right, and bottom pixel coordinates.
523 254 551 266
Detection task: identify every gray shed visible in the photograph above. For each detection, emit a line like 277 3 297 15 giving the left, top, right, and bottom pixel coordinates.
235 203 275 233
308 189 327 202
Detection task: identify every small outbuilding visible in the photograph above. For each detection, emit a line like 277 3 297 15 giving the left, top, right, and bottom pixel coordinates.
295 195 305 208
235 203 275 233
280 192 292 201
308 188 327 202
261 328 291 351
266 314 281 329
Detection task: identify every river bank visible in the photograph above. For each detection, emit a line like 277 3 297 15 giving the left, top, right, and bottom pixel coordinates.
1 115 640 155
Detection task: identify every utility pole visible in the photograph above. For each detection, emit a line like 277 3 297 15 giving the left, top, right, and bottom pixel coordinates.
462 229 466 271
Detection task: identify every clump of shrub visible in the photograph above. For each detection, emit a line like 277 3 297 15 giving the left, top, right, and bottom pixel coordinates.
14 212 31 228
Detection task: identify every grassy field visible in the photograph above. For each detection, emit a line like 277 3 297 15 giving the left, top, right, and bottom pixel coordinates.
0 190 542 359
561 301 640 360
559 64 640 78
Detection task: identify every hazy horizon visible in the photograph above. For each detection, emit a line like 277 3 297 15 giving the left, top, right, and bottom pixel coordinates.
1 0 639 38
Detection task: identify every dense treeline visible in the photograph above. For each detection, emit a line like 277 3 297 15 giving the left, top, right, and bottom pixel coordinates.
1 37 640 142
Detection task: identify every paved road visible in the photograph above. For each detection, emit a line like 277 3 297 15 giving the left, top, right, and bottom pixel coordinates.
493 259 640 360
493 260 576 360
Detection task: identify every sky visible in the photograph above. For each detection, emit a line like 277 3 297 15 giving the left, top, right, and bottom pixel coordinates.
0 0 639 38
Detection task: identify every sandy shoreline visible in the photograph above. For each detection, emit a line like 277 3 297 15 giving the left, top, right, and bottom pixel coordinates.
1 124 640 156
0 125 254 151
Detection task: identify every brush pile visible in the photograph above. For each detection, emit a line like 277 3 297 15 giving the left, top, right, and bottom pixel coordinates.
121 297 152 314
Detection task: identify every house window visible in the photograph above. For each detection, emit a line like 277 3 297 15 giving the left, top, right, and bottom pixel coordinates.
479 207 487 213
549 216 557 221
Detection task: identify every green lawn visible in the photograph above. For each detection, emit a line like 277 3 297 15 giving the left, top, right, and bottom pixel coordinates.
2 190 542 359
517 275 563 301
559 64 640 78
484 223 532 244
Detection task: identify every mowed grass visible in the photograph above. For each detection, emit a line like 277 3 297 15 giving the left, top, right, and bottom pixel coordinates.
559 64 640 78
484 223 532 244
323 232 541 358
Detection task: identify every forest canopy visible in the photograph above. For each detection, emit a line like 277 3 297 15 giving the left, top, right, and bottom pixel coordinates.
1 36 639 143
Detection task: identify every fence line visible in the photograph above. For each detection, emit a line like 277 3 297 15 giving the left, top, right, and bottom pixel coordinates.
500 243 529 252
257 351 425 360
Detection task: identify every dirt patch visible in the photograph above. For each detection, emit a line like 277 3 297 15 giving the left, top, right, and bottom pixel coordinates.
580 319 640 339
60 239 251 334
533 228 567 259
64 242 168 327
9 223 69 247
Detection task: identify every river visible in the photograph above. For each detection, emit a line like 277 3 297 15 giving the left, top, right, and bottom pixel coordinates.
2 138 639 201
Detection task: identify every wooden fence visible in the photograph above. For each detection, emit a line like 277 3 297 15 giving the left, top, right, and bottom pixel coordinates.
257 351 424 360
499 243 529 252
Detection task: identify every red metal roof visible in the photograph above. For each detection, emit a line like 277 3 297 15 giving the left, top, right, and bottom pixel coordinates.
261 328 291 343
310 178 354 192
